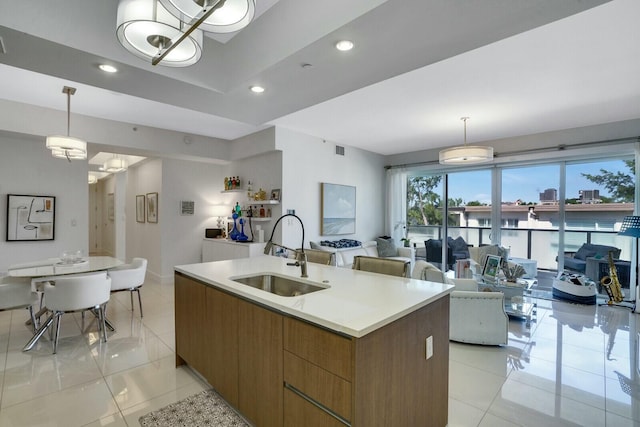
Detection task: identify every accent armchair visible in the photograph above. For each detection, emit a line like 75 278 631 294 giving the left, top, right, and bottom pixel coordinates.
412 261 508 345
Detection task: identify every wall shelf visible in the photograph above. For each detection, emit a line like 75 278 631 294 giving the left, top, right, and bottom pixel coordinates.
227 216 272 222
221 189 245 193
248 200 279 205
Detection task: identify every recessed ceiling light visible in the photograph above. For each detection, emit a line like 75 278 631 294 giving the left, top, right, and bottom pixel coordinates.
250 85 265 94
99 64 118 73
335 40 354 51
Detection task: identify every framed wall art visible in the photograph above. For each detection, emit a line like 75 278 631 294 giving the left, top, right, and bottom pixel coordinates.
107 193 114 221
146 192 158 223
180 200 195 215
136 195 145 223
6 194 55 241
320 183 356 235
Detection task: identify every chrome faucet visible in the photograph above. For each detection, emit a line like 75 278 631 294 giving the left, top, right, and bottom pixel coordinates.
263 214 308 278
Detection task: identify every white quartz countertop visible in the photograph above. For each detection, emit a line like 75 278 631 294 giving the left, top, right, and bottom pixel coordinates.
175 256 453 338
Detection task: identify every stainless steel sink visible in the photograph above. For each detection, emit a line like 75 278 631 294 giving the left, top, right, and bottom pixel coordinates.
230 274 327 297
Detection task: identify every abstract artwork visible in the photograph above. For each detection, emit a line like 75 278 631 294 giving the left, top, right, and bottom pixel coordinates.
321 183 356 235
6 194 55 241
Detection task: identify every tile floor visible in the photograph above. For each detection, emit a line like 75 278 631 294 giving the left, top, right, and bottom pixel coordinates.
1 278 640 426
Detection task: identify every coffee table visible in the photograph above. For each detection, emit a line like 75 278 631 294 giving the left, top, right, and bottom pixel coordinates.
477 278 536 327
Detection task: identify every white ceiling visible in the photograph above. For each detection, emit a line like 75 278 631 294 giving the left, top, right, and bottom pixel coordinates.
0 0 638 156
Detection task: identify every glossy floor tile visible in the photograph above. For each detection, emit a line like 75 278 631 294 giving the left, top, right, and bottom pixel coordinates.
1 277 640 426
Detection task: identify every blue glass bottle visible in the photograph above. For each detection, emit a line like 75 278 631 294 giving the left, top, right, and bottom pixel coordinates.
229 212 240 240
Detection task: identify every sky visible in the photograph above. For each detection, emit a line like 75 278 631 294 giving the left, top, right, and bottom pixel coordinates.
446 159 630 204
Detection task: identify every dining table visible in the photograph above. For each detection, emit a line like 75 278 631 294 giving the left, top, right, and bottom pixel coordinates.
8 256 123 279
8 256 123 351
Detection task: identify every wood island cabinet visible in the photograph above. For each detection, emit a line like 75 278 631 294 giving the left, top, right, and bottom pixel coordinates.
175 271 449 426
205 286 239 407
238 298 283 426
174 274 207 376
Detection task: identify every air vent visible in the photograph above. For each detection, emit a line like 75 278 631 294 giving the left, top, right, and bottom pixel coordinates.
0 37 6 54
335 145 345 156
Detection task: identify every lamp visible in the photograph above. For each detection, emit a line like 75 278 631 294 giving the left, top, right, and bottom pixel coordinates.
439 117 493 165
618 215 640 310
46 86 87 161
212 205 229 229
116 0 203 67
103 156 128 173
159 0 255 34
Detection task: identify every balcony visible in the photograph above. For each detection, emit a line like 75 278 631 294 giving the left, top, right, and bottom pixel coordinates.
408 225 634 295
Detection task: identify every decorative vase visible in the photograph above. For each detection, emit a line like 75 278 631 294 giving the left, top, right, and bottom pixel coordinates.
229 213 240 240
237 218 248 241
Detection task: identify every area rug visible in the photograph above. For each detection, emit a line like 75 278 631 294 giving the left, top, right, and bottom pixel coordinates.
139 389 249 427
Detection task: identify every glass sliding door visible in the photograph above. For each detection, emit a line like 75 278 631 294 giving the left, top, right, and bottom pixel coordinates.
406 174 444 266
500 164 560 270
447 170 492 273
447 170 492 247
565 158 635 295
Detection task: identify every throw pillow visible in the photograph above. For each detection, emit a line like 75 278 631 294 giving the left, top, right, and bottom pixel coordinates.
310 241 322 250
375 237 398 257
448 236 468 252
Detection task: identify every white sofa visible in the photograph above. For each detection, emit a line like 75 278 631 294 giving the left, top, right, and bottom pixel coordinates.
310 240 415 270
412 260 508 346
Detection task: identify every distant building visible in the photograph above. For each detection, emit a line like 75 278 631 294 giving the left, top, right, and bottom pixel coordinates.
579 189 601 204
539 188 558 205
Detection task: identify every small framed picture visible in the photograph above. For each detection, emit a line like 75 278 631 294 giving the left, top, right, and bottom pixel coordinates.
482 255 502 282
146 192 158 223
136 195 145 223
270 188 281 201
107 193 114 221
180 200 195 216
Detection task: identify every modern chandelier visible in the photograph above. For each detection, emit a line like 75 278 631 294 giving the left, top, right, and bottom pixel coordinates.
439 117 493 165
116 0 255 67
103 155 128 173
45 86 87 161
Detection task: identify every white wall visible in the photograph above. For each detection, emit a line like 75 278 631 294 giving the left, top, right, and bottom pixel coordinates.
125 159 163 281
159 158 231 280
0 131 88 272
276 128 386 249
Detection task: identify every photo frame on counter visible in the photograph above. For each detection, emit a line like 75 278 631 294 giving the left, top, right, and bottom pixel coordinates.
136 195 145 223
270 188 281 201
146 192 158 223
482 255 502 283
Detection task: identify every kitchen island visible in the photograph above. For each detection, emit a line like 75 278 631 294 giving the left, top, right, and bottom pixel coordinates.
175 256 453 426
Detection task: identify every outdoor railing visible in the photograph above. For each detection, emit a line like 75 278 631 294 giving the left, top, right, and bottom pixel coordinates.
407 225 633 271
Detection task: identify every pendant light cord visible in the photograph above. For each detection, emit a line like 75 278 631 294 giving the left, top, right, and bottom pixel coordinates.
461 116 469 147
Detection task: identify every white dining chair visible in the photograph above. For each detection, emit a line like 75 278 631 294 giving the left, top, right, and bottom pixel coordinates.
107 258 147 318
23 271 111 353
0 276 38 331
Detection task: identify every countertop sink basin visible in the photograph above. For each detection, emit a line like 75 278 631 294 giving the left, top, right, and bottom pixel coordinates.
231 274 328 297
